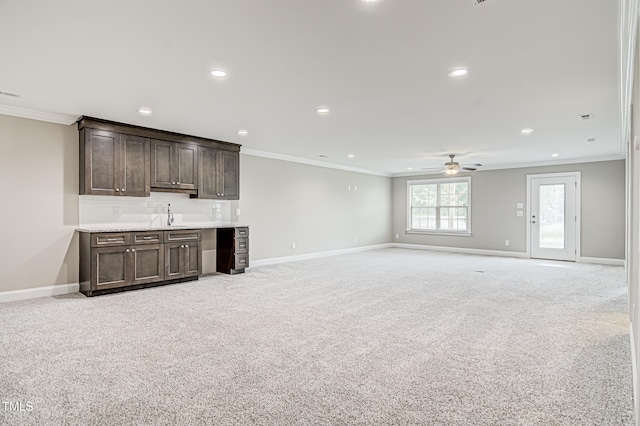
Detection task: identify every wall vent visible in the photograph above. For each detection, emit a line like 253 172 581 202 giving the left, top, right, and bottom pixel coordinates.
578 113 592 121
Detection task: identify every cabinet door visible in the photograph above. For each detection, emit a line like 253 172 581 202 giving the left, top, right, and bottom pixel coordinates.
176 143 198 190
131 244 164 285
184 242 201 277
82 129 121 195
165 242 185 279
91 246 130 290
150 139 175 189
121 134 150 197
197 146 219 199
218 150 239 200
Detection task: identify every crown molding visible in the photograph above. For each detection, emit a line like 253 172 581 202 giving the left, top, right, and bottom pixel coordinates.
0 104 79 125
240 148 392 177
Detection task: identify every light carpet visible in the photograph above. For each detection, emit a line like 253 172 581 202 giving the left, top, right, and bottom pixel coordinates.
0 248 633 425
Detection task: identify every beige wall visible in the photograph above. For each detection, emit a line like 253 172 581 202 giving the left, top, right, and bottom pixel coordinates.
392 160 625 260
232 155 392 261
0 115 79 292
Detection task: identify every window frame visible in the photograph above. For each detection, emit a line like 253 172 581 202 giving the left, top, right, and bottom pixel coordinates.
406 176 472 236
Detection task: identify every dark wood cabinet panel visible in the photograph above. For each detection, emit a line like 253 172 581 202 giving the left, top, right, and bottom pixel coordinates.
92 246 129 290
197 146 239 200
151 139 198 192
80 128 149 197
131 244 164 285
219 150 239 200
121 134 150 196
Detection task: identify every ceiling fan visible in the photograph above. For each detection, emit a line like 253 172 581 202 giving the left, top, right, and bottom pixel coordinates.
421 154 482 175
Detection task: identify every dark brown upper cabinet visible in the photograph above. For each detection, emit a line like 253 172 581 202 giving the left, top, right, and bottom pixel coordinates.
79 127 150 197
78 116 240 198
198 146 239 200
150 139 198 193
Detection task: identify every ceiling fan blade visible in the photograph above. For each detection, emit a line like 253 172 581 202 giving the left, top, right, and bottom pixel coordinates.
462 163 482 167
461 167 477 171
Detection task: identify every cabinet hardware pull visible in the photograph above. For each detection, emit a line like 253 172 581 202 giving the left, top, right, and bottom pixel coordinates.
181 245 184 248
115 188 120 192
172 182 176 185
177 182 180 184
126 249 130 253
106 238 118 242
185 245 189 248
143 236 153 240
122 189 125 192
132 249 135 252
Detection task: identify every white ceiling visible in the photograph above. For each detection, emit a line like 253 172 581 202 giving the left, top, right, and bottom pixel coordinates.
0 0 622 176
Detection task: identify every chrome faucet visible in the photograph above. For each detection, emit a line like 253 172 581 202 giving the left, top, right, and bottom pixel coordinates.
167 203 174 226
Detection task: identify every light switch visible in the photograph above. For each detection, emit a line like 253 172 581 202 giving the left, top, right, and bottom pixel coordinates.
516 202 524 209
517 210 524 217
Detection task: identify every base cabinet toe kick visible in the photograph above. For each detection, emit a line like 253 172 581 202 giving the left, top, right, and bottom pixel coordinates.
79 226 249 296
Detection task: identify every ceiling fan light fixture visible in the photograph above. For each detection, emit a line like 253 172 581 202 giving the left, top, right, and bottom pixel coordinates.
444 167 459 175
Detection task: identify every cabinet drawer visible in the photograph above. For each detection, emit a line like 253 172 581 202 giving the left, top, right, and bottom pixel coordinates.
132 231 164 244
235 227 249 238
235 253 249 269
165 230 201 242
235 237 249 254
91 233 131 248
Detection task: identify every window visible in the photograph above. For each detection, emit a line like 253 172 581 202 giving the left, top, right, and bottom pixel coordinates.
407 177 471 234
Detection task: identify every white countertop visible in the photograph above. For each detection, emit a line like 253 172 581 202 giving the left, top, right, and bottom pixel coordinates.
76 223 249 233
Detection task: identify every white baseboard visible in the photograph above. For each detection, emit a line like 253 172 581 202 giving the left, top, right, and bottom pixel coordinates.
250 243 394 267
580 257 625 266
0 283 79 303
391 243 529 259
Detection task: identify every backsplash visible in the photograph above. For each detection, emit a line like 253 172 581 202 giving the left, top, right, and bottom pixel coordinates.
79 192 231 227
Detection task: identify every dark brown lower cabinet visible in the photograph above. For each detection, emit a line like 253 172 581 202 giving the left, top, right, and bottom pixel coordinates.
79 230 201 296
165 242 201 280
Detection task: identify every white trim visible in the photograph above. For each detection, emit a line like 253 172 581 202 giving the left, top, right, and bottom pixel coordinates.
241 148 391 177
249 243 393 267
526 171 581 261
579 257 625 266
0 283 80 303
0 104 79 125
391 243 529 259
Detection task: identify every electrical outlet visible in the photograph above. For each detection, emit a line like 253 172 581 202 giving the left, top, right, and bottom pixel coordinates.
292 242 296 249
505 240 510 246
347 185 351 191
354 185 358 191
235 208 241 216
395 234 399 239
354 237 357 243
113 206 121 216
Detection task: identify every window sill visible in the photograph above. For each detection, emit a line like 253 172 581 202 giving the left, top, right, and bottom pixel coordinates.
406 230 472 237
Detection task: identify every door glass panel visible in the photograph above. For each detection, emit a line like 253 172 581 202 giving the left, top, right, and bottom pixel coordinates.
539 184 565 249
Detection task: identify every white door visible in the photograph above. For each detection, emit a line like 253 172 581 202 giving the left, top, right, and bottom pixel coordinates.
529 175 578 261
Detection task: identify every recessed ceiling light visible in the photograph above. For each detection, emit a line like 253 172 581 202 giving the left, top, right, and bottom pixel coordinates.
587 138 597 143
210 69 227 78
448 68 468 77
521 128 534 135
362 0 383 2
347 154 355 158
316 107 330 114
138 107 152 116
551 153 560 157
407 167 413 171
237 129 248 136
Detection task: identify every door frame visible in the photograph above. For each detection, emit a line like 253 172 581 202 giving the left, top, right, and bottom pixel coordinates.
526 171 581 261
